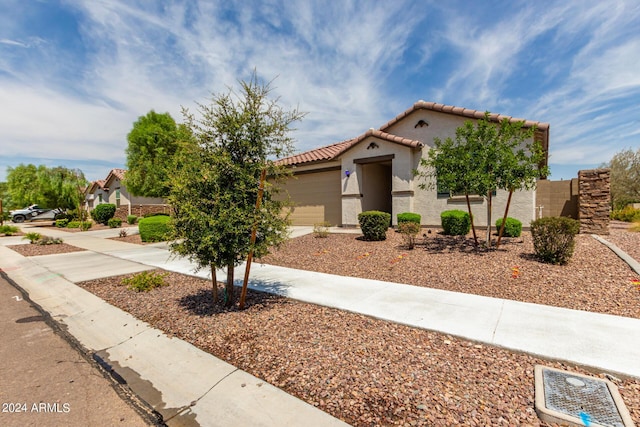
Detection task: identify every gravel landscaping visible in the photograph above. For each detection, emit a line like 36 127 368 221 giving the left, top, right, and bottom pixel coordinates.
5 222 640 425
6 242 85 257
259 226 640 319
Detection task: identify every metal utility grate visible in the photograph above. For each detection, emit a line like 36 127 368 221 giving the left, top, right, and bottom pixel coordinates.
534 365 634 427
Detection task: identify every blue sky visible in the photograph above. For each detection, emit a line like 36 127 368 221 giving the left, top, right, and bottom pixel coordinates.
1 0 639 183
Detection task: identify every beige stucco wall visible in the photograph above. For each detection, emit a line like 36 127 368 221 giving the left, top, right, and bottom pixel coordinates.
289 108 541 228
392 109 538 227
340 135 421 226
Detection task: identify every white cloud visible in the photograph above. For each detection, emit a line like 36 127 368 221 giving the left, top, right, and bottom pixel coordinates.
0 0 638 182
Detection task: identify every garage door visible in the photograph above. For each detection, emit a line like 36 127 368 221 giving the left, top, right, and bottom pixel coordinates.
280 169 341 226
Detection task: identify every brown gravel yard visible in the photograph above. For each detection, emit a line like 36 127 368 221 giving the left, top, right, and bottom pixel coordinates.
6 242 85 256
4 222 640 424
260 225 640 319
71 224 640 426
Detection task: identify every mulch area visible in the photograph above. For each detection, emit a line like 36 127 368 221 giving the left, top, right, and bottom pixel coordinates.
6 220 640 425
6 243 86 257
77 270 640 426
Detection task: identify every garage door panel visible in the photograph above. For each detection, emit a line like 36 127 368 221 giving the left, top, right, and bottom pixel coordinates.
281 170 341 226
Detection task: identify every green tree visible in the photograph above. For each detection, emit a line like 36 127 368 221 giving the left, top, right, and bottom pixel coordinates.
603 148 640 210
0 181 10 224
169 74 304 307
123 110 188 197
6 164 87 211
6 164 39 207
418 113 547 248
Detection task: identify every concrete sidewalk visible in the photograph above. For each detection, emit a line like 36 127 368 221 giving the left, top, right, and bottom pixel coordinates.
0 231 349 427
2 225 640 425
38 226 640 379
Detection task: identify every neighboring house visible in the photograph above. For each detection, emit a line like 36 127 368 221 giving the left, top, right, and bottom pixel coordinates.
85 168 168 219
277 101 549 228
85 180 108 209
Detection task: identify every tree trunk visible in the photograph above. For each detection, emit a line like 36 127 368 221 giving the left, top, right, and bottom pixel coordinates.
465 193 478 246
486 190 493 247
225 263 235 307
210 263 218 305
495 190 514 249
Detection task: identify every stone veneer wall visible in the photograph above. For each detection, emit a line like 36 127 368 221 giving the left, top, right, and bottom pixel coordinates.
578 169 611 235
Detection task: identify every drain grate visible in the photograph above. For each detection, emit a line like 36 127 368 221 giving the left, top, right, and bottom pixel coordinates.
534 365 634 427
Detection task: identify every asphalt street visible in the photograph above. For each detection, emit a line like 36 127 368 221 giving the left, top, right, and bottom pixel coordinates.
0 274 158 427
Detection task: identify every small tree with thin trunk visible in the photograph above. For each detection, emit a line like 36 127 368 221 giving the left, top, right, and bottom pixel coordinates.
418 113 547 248
602 147 640 210
168 74 304 307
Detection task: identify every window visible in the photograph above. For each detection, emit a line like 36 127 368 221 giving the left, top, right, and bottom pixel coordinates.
115 188 121 207
98 194 103 203
436 178 496 199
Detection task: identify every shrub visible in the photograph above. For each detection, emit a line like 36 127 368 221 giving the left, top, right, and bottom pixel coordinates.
441 210 471 236
143 212 169 218
68 221 92 230
55 219 69 228
119 229 128 238
0 225 19 236
358 211 391 241
138 215 171 242
121 271 168 292
313 221 331 238
495 217 522 237
397 212 421 225
37 236 63 245
127 215 138 225
398 221 421 249
23 232 42 244
611 206 640 222
64 208 89 222
91 203 116 225
530 216 580 265
108 217 123 228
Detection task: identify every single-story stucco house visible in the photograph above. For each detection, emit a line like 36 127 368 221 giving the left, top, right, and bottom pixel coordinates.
85 168 168 219
277 101 549 228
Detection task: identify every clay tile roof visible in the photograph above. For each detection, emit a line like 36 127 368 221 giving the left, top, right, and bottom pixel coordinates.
277 129 423 167
86 179 107 194
277 138 357 166
278 101 548 168
104 168 127 186
111 168 127 180
379 100 550 132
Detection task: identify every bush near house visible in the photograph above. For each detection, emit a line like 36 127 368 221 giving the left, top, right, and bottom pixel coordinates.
138 215 170 242
0 225 19 236
530 216 580 265
397 212 421 225
358 211 391 241
398 221 421 249
610 206 640 222
441 210 471 236
108 217 123 228
67 221 92 230
127 215 138 224
55 219 69 228
91 203 116 225
495 217 522 237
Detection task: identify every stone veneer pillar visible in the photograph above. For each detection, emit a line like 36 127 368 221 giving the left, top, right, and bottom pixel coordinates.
578 169 611 235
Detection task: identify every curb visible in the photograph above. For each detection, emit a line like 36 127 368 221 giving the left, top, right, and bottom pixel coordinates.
591 234 640 275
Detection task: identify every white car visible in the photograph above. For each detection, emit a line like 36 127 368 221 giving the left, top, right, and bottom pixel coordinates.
10 205 63 223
